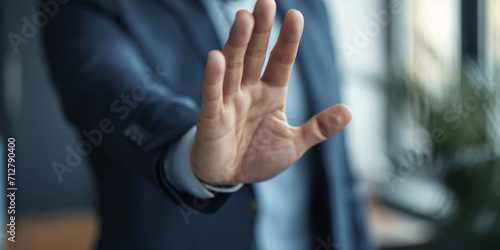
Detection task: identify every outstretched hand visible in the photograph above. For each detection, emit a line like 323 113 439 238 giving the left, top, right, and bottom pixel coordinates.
191 0 352 185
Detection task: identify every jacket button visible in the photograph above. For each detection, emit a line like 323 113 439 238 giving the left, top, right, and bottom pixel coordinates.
124 123 150 146
245 199 258 218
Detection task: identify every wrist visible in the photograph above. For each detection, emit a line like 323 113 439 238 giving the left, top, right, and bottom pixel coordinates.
191 160 244 193
190 158 242 187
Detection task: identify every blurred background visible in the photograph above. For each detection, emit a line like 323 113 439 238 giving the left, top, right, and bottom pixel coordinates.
0 0 499 249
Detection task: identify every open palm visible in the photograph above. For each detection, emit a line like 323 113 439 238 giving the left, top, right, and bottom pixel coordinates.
191 0 352 186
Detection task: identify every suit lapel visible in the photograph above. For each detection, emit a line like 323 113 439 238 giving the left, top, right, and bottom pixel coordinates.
276 1 355 249
155 0 222 65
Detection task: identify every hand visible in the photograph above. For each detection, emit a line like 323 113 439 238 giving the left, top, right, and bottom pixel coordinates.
191 0 352 185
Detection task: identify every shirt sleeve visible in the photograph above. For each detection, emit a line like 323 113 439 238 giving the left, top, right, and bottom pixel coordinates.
164 126 216 199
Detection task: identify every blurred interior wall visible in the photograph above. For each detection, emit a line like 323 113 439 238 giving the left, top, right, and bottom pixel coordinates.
1 0 95 215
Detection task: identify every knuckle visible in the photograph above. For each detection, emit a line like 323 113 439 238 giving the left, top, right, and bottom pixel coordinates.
226 62 244 71
275 52 295 65
246 48 267 60
316 114 341 139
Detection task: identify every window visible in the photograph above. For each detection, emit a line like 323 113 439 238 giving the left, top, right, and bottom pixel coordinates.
395 0 461 99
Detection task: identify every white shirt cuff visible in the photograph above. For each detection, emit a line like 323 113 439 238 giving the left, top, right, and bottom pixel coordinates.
164 126 215 199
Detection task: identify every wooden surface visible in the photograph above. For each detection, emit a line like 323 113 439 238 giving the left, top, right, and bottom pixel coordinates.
7 211 98 250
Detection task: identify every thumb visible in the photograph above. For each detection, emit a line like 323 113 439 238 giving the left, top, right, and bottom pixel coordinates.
297 104 352 153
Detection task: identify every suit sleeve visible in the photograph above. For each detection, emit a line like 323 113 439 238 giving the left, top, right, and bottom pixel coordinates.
42 1 231 213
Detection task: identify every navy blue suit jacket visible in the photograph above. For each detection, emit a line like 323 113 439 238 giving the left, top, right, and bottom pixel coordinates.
43 0 372 249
